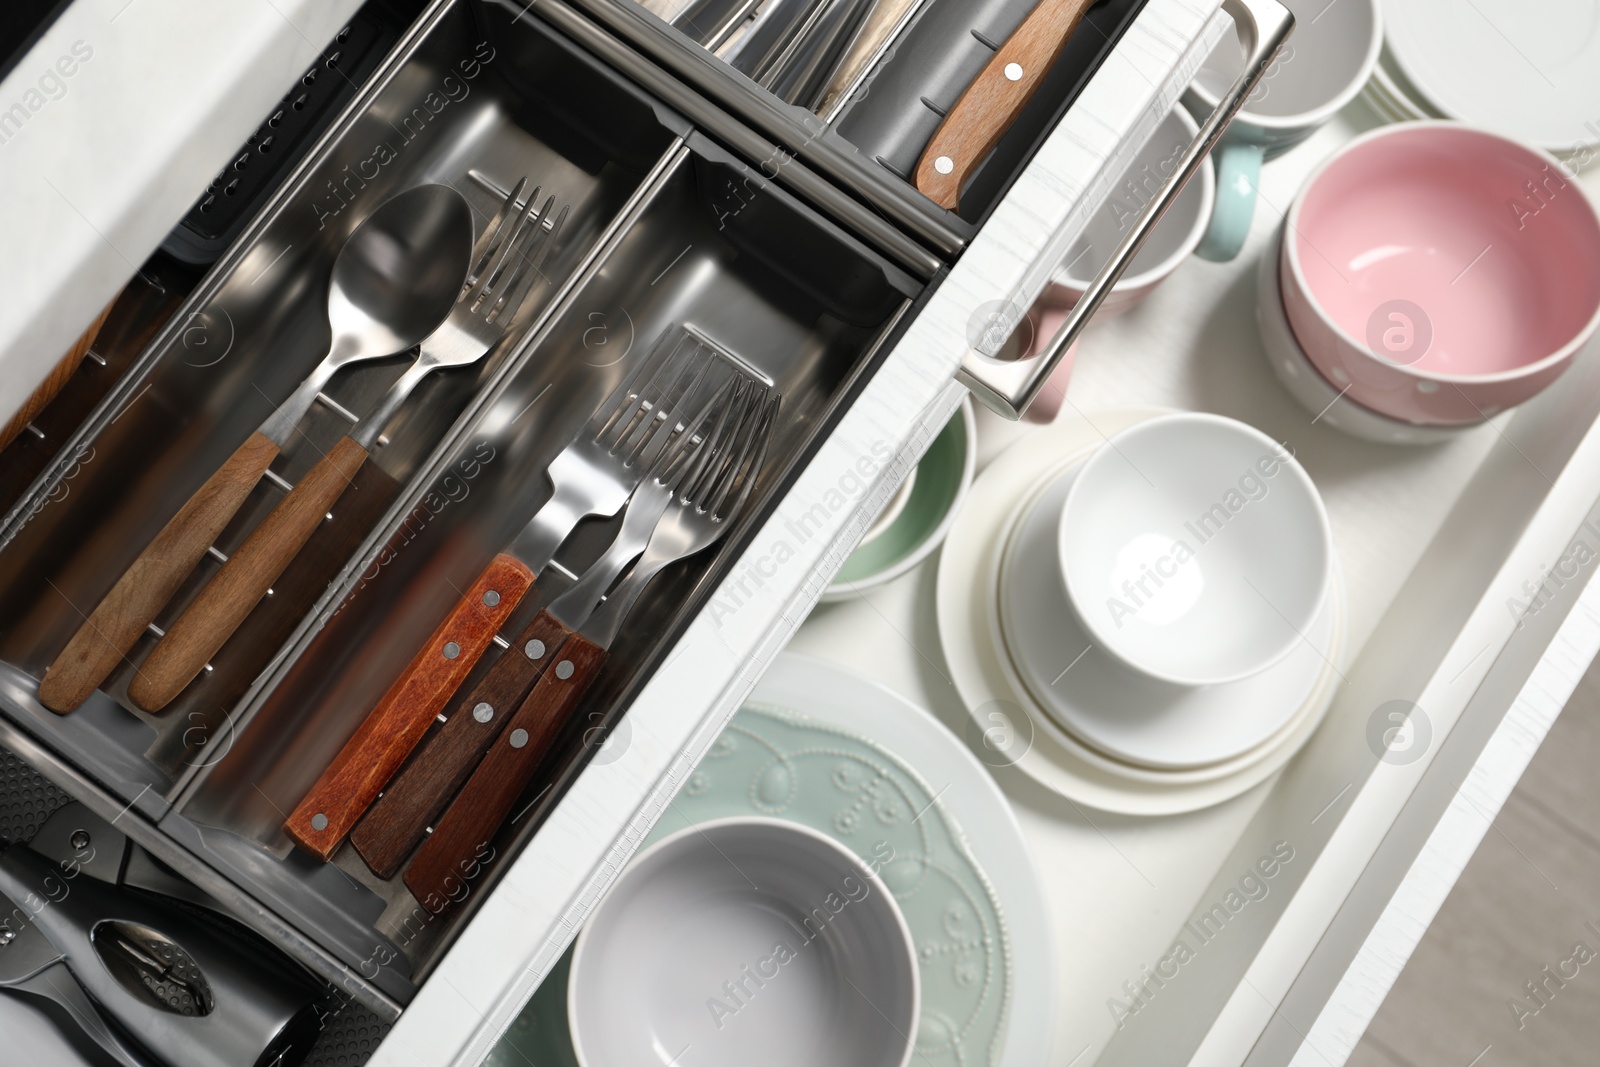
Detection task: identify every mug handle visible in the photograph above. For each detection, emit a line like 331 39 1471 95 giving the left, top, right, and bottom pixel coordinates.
1196 141 1263 262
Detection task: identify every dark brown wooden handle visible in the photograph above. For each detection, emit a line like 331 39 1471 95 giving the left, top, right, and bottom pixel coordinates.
129 434 370 712
351 609 573 878
915 0 1096 210
39 430 281 713
403 634 606 913
285 552 537 860
1 299 116 453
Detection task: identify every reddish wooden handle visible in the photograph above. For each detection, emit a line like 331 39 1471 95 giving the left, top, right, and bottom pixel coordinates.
129 434 370 712
351 610 573 878
403 634 606 913
40 431 280 713
915 0 1095 210
285 553 537 860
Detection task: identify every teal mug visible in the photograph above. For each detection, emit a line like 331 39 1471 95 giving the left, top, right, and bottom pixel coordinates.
1183 0 1382 261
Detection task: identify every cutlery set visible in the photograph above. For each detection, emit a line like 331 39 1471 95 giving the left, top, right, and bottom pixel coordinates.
34 176 777 896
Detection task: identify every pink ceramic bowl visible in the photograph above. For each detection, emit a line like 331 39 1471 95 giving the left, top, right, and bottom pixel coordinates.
1281 123 1600 425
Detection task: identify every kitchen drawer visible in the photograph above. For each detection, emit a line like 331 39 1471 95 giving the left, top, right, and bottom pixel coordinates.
2 0 1442 1064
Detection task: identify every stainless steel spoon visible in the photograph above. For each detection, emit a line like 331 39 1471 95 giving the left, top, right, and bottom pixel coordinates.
39 184 473 713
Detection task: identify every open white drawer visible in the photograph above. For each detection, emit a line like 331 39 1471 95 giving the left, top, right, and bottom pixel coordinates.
11 0 1592 1065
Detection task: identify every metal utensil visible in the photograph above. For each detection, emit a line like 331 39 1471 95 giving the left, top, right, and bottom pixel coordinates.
813 0 931 120
128 182 565 713
401 378 777 911
0 809 322 1067
39 185 475 714
285 325 717 862
758 0 878 107
347 367 738 877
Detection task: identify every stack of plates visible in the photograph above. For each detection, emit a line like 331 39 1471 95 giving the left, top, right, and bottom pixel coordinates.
936 411 1347 816
1365 0 1600 158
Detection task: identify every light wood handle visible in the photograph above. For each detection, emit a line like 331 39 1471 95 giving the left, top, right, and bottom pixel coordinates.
403 634 606 913
915 0 1095 210
285 552 537 860
351 609 572 878
1 300 116 452
129 434 369 712
39 431 281 713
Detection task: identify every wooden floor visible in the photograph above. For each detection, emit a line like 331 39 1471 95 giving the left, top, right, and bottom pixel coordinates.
1353 653 1600 1067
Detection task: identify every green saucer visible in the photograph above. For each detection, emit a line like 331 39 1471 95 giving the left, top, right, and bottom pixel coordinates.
827 400 974 596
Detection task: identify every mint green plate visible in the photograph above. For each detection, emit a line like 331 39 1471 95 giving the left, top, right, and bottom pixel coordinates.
828 400 974 595
488 697 1015 1067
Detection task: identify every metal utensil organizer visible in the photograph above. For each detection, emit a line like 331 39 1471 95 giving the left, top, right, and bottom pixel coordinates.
0 0 1265 1039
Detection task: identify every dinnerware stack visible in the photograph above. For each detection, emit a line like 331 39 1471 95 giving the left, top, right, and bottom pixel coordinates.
938 411 1347 815
1261 123 1600 442
1368 0 1600 160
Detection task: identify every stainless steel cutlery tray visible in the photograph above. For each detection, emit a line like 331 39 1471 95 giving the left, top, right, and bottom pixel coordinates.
0 0 918 1015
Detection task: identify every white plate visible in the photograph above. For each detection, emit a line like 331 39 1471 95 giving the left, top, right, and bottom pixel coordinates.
998 461 1340 769
741 654 1056 1067
1383 0 1600 152
936 412 1347 815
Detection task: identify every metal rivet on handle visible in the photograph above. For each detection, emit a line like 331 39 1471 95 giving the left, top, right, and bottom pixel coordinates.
524 639 546 660
70 830 91 850
555 660 574 680
473 702 493 723
311 814 329 832
443 642 460 659
509 729 528 749
1004 62 1023 81
934 156 954 175
483 590 501 607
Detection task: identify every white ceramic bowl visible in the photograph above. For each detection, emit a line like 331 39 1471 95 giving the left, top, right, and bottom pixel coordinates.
569 817 919 1067
1057 413 1332 686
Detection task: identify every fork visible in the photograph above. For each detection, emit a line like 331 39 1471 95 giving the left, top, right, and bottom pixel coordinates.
128 180 566 711
401 378 777 908
284 327 714 860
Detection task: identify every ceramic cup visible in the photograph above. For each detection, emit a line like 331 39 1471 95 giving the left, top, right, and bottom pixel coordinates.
1184 0 1383 261
1044 106 1217 317
569 817 919 1067
823 399 975 599
1281 123 1600 425
1054 413 1332 686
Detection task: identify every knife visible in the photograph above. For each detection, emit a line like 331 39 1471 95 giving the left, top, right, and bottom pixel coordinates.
284 328 713 861
401 382 777 910
914 0 1097 210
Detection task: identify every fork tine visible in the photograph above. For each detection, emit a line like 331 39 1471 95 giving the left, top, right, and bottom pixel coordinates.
616 342 709 461
590 328 683 446
709 391 778 520
487 199 565 326
462 178 527 297
678 377 752 502
596 329 697 449
649 371 736 483
467 192 541 312
628 346 715 468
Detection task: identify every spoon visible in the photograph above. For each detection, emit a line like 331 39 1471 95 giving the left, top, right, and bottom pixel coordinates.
39 184 473 713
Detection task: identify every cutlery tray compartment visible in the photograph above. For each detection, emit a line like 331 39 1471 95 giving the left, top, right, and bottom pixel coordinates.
0 0 919 1013
579 0 1148 232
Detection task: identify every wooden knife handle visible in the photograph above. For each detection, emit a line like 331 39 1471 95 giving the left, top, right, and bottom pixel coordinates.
403 634 606 913
915 0 1096 210
1 298 116 453
285 552 537 860
39 431 280 713
351 610 573 878
129 434 370 712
